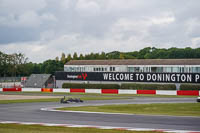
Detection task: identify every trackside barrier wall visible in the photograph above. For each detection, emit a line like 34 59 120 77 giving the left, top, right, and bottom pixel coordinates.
53 88 70 93
137 90 156 95
85 89 101 94
0 88 200 96
177 90 199 96
70 88 85 93
156 90 177 95
118 89 137 94
102 89 118 94
41 88 53 92
22 88 41 92
3 88 22 92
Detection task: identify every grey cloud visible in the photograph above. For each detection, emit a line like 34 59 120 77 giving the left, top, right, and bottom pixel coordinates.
0 0 200 62
0 26 39 44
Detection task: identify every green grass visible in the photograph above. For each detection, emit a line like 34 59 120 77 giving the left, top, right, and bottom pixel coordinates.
57 103 200 117
0 98 61 104
0 96 128 104
0 123 162 133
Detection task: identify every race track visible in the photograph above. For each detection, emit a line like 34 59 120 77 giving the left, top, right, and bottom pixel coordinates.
0 97 200 132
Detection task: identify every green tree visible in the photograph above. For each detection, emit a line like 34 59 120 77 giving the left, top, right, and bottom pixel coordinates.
99 52 107 59
119 53 125 59
94 53 100 59
79 54 84 60
73 52 78 60
138 47 151 59
67 54 72 62
107 51 120 59
55 57 59 61
61 53 66 64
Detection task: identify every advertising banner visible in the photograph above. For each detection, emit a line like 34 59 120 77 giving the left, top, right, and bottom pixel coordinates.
55 72 200 83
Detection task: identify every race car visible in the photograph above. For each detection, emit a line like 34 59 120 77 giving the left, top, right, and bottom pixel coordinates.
60 96 83 103
197 97 200 102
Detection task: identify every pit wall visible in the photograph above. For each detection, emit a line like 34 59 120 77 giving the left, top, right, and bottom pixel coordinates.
0 88 199 96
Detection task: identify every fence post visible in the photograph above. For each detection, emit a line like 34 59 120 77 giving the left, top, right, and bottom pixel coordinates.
175 83 180 90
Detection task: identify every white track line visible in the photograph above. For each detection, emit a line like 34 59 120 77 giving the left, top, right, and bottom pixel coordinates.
41 107 200 118
0 120 200 133
40 107 200 133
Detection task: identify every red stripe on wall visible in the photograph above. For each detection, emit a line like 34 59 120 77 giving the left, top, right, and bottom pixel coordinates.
70 88 85 93
177 90 199 96
101 89 118 94
3 88 22 92
41 88 53 92
137 90 156 95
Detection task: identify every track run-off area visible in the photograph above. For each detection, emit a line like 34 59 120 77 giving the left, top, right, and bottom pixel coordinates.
0 92 200 133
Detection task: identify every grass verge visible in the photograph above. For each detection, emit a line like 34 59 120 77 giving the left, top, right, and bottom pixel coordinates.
57 103 200 117
0 96 127 104
0 123 162 133
0 98 60 104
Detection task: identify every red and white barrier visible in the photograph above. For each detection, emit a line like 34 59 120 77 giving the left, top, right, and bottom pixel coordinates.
0 88 199 96
3 88 22 92
118 90 137 94
156 90 177 95
137 90 156 95
85 89 101 94
70 88 85 93
177 90 199 96
22 88 41 92
53 88 70 93
41 88 53 92
102 89 118 94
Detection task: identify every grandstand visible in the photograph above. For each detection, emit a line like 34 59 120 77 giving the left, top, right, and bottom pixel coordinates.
55 59 200 88
25 74 54 88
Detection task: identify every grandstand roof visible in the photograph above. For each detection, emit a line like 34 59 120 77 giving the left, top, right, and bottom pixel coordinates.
65 59 200 65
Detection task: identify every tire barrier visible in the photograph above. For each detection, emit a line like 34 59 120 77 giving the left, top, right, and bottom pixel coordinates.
0 88 200 96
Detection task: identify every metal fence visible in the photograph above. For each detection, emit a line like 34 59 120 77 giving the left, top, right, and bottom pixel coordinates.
0 77 22 88
0 82 21 88
0 77 21 82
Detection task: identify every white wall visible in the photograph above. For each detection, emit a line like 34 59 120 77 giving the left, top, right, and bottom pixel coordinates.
85 89 101 94
22 88 41 92
118 89 137 94
53 88 70 93
156 90 177 95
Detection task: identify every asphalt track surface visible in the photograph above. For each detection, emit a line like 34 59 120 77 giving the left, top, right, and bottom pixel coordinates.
0 97 200 131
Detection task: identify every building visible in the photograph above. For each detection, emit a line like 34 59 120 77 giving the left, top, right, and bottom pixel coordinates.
55 59 200 88
64 59 200 73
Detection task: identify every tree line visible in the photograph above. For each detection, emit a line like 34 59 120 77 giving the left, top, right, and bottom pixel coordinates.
1 47 200 77
58 47 200 64
0 51 63 77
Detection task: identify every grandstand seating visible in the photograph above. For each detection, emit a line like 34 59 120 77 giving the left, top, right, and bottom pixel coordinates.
25 74 53 88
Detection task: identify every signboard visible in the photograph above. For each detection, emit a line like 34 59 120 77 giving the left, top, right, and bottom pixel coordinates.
55 72 200 83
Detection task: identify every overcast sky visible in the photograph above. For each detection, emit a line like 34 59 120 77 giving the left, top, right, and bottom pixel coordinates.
0 0 200 63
